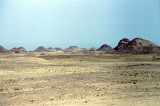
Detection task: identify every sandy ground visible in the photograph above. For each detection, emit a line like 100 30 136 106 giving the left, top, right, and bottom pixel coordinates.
0 51 160 106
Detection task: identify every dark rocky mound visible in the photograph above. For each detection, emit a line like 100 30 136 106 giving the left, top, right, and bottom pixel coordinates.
34 46 49 52
64 46 84 52
97 44 114 53
0 45 8 53
114 38 130 50
115 38 160 54
11 47 27 53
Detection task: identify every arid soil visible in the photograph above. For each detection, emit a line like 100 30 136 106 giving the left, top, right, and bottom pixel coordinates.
0 51 160 106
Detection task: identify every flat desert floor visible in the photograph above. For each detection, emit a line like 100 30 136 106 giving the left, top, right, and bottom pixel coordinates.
0 51 160 106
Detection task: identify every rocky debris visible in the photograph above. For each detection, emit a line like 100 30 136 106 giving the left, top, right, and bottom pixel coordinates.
34 46 49 52
64 46 85 52
11 47 27 53
97 44 114 53
0 45 8 53
114 38 130 50
115 38 160 54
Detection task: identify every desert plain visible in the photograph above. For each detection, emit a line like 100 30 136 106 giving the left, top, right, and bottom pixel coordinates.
0 51 160 106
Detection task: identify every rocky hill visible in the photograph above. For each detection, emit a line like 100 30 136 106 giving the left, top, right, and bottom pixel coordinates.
115 38 160 54
18 47 27 53
97 44 114 53
34 46 49 52
11 47 27 53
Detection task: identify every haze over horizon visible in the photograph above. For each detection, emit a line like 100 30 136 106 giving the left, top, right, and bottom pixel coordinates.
0 0 160 51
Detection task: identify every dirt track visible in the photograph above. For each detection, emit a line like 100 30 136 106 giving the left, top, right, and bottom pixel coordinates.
0 52 160 106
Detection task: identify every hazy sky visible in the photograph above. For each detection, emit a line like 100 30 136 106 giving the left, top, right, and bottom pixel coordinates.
0 0 160 50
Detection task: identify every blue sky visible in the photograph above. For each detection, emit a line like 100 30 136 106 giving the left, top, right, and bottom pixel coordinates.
0 0 160 50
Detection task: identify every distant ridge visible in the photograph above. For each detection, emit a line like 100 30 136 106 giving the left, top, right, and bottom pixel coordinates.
0 37 159 54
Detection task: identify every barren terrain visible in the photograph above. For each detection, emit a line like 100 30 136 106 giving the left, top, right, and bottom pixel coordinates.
0 51 160 106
